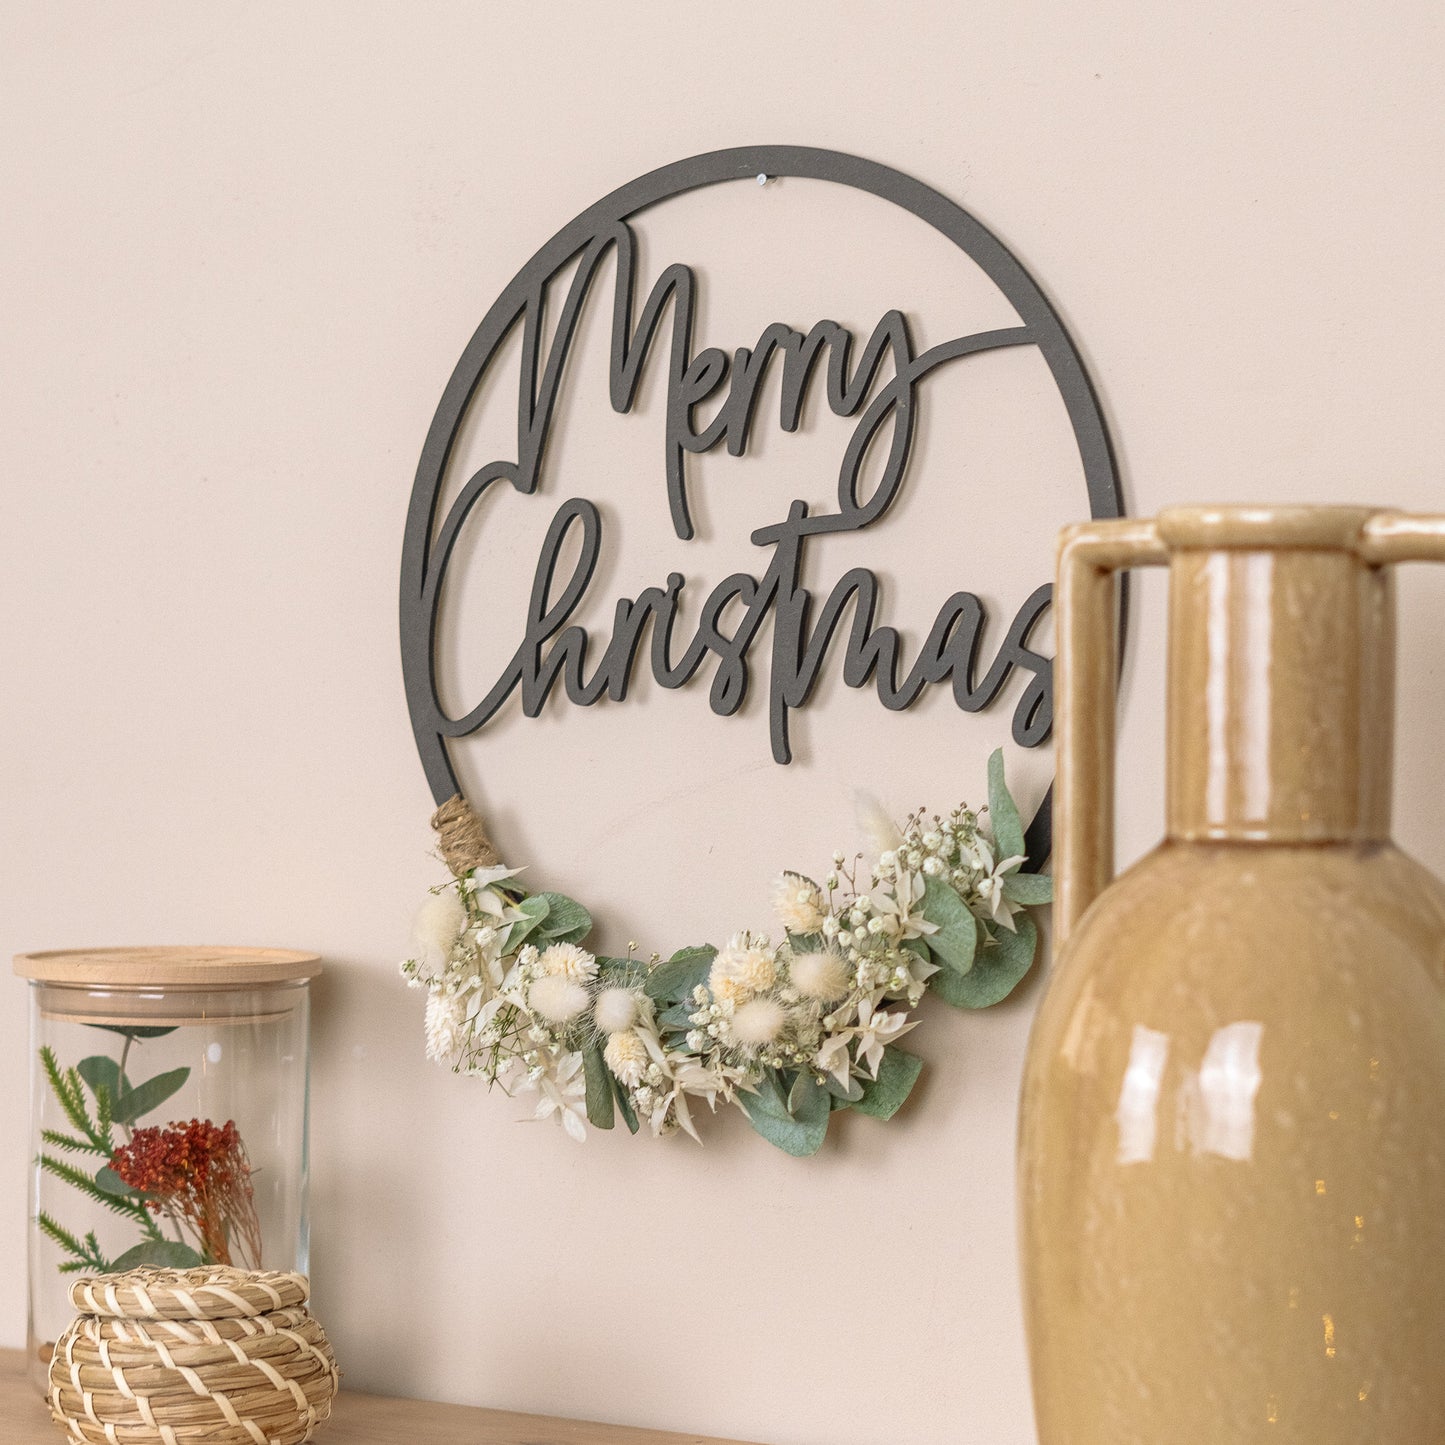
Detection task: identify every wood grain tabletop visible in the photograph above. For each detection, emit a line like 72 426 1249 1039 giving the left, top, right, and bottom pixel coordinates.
0 1347 764 1445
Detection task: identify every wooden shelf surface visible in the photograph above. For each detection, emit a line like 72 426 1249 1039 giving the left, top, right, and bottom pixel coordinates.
0 1347 764 1445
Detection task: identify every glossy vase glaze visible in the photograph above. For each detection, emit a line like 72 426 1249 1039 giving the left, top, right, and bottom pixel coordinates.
1020 507 1445 1444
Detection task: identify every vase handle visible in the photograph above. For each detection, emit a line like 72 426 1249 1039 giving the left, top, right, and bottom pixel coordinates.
1055 519 1170 948
1359 512 1445 564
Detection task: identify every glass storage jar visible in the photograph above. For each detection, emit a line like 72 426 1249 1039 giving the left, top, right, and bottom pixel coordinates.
14 946 320 1391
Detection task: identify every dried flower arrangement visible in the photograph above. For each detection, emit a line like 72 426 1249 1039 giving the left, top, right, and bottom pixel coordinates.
36 1027 260 1274
402 750 1050 1155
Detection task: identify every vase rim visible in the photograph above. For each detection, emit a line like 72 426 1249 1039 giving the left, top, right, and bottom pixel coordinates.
1156 504 1383 553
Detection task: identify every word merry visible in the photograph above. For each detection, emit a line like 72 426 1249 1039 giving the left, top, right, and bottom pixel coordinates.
471 218 1034 543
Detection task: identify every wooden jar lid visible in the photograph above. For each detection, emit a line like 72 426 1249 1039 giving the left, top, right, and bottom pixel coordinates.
13 946 322 989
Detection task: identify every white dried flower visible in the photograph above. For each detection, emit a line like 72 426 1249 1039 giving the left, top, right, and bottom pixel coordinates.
528 973 590 1024
789 950 850 1003
731 996 787 1048
539 942 598 982
856 792 903 855
424 989 466 1062
959 833 994 873
770 873 826 935
520 1047 588 1143
411 890 467 969
604 1030 650 1087
709 933 777 1004
593 985 639 1035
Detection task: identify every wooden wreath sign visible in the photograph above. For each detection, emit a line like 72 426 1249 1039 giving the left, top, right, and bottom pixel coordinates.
397 146 1121 1152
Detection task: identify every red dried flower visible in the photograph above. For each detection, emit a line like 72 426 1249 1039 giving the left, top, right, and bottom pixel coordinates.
110 1118 261 1268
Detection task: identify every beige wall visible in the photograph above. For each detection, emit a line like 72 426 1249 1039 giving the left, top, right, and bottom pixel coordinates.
4 5 1444 1442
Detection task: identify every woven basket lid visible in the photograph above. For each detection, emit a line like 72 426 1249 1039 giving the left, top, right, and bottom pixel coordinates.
69 1268 311 1320
14 945 321 988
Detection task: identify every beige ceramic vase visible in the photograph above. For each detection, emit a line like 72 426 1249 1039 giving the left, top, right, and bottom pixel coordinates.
1019 506 1445 1444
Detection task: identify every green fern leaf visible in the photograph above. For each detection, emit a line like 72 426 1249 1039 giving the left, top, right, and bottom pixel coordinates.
38 1155 148 1222
36 1210 84 1257
40 1047 91 1136
81 1232 112 1270
94 1084 113 1147
39 1129 108 1157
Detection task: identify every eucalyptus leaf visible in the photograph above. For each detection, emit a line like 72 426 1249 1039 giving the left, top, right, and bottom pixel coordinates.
921 876 978 975
669 944 718 968
930 914 1038 1009
853 1046 924 1120
114 1068 190 1126
1002 871 1053 905
987 747 1026 861
658 1002 696 1033
787 932 826 955
94 1166 149 1201
110 1241 205 1271
534 892 593 946
823 1073 866 1104
503 895 550 952
787 1071 824 1119
548 923 594 947
583 1047 614 1130
742 1071 829 1157
644 945 717 1003
77 1057 129 1104
597 956 647 989
611 1075 640 1135
95 1165 164 1207
87 1025 179 1041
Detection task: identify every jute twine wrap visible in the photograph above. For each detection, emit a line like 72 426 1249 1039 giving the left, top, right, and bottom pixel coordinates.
48 1267 338 1445
431 793 499 876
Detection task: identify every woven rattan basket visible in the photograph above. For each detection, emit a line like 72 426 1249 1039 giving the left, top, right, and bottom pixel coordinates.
47 1267 338 1445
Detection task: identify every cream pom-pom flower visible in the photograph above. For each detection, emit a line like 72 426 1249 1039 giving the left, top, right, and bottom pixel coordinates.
411 890 467 970
539 942 598 983
709 933 777 1004
771 873 826 936
789 949 851 1003
604 1029 650 1087
528 973 591 1025
731 996 788 1048
593 985 639 1035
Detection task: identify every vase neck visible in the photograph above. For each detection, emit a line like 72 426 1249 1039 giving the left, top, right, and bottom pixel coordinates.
1165 545 1394 843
